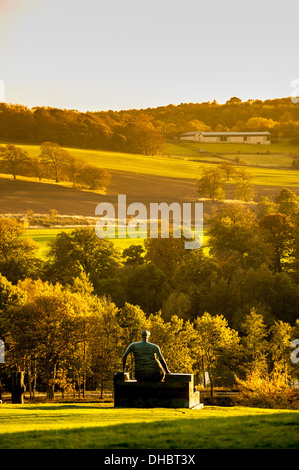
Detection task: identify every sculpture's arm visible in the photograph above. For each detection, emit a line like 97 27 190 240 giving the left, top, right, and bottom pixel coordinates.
122 344 133 372
156 346 171 374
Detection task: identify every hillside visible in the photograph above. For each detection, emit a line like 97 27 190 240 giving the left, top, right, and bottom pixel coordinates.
1 97 299 156
0 140 298 221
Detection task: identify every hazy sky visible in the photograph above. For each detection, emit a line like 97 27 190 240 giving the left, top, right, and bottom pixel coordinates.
0 0 299 111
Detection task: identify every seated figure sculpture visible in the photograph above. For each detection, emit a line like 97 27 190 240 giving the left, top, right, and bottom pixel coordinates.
122 330 171 381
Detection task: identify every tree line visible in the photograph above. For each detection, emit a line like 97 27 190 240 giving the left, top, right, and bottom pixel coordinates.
0 187 299 402
0 142 111 191
1 274 298 403
1 97 299 155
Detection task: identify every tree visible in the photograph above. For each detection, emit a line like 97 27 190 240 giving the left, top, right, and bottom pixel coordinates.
162 291 191 321
63 154 85 186
0 145 29 179
239 266 299 325
148 313 196 374
122 245 145 266
207 205 271 273
257 196 278 217
193 312 240 396
88 297 123 397
234 168 254 202
77 164 111 190
39 142 70 183
173 249 217 319
6 287 89 399
26 155 44 181
144 236 186 280
0 217 41 283
124 263 169 314
197 167 226 201
219 161 236 181
0 274 26 312
269 320 292 382
259 213 295 273
240 308 268 374
46 228 122 289
0 274 26 343
116 302 149 376
275 188 299 219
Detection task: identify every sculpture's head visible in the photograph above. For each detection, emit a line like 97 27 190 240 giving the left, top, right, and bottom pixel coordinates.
141 330 150 341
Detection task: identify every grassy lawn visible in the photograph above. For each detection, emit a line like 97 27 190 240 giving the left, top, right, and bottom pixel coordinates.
0 404 298 449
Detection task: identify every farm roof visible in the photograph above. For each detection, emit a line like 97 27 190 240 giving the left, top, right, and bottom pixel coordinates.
180 131 271 136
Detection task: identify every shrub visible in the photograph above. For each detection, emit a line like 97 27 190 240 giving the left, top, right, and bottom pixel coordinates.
234 370 299 409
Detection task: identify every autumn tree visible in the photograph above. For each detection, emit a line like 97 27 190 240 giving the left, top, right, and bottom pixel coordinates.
240 308 268 374
275 188 299 219
63 153 85 186
46 228 122 289
234 168 254 202
257 196 278 217
259 213 295 273
0 274 26 342
124 263 169 314
193 312 240 396
77 164 111 190
115 303 149 377
148 313 196 374
39 142 70 182
0 145 29 179
0 217 41 283
122 245 145 266
144 236 186 280
26 155 44 181
269 320 292 382
162 291 191 321
207 205 271 274
5 285 88 399
88 297 123 397
219 161 236 181
197 167 226 201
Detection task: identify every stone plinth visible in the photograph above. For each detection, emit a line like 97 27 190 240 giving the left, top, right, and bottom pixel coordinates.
114 372 202 408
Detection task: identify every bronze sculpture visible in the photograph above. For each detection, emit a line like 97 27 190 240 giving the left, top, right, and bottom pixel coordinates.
122 330 171 381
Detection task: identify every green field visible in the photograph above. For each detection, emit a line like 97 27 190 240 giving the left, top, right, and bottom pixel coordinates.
27 228 146 257
166 140 299 156
27 227 207 258
225 153 294 167
0 404 298 449
4 140 299 188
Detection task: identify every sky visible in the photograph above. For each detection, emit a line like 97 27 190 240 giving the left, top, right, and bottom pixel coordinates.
0 0 299 112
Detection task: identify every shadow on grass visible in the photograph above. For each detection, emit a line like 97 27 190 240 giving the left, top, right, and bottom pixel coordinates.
19 404 115 411
1 412 299 449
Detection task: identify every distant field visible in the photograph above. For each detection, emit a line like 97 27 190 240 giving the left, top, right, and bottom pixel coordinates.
2 141 299 188
225 153 294 167
27 227 207 259
27 227 145 257
165 140 299 156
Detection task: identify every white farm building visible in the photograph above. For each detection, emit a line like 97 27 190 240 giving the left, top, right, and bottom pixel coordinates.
179 131 271 145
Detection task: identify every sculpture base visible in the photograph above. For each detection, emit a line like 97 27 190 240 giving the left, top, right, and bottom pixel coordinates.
114 372 203 409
